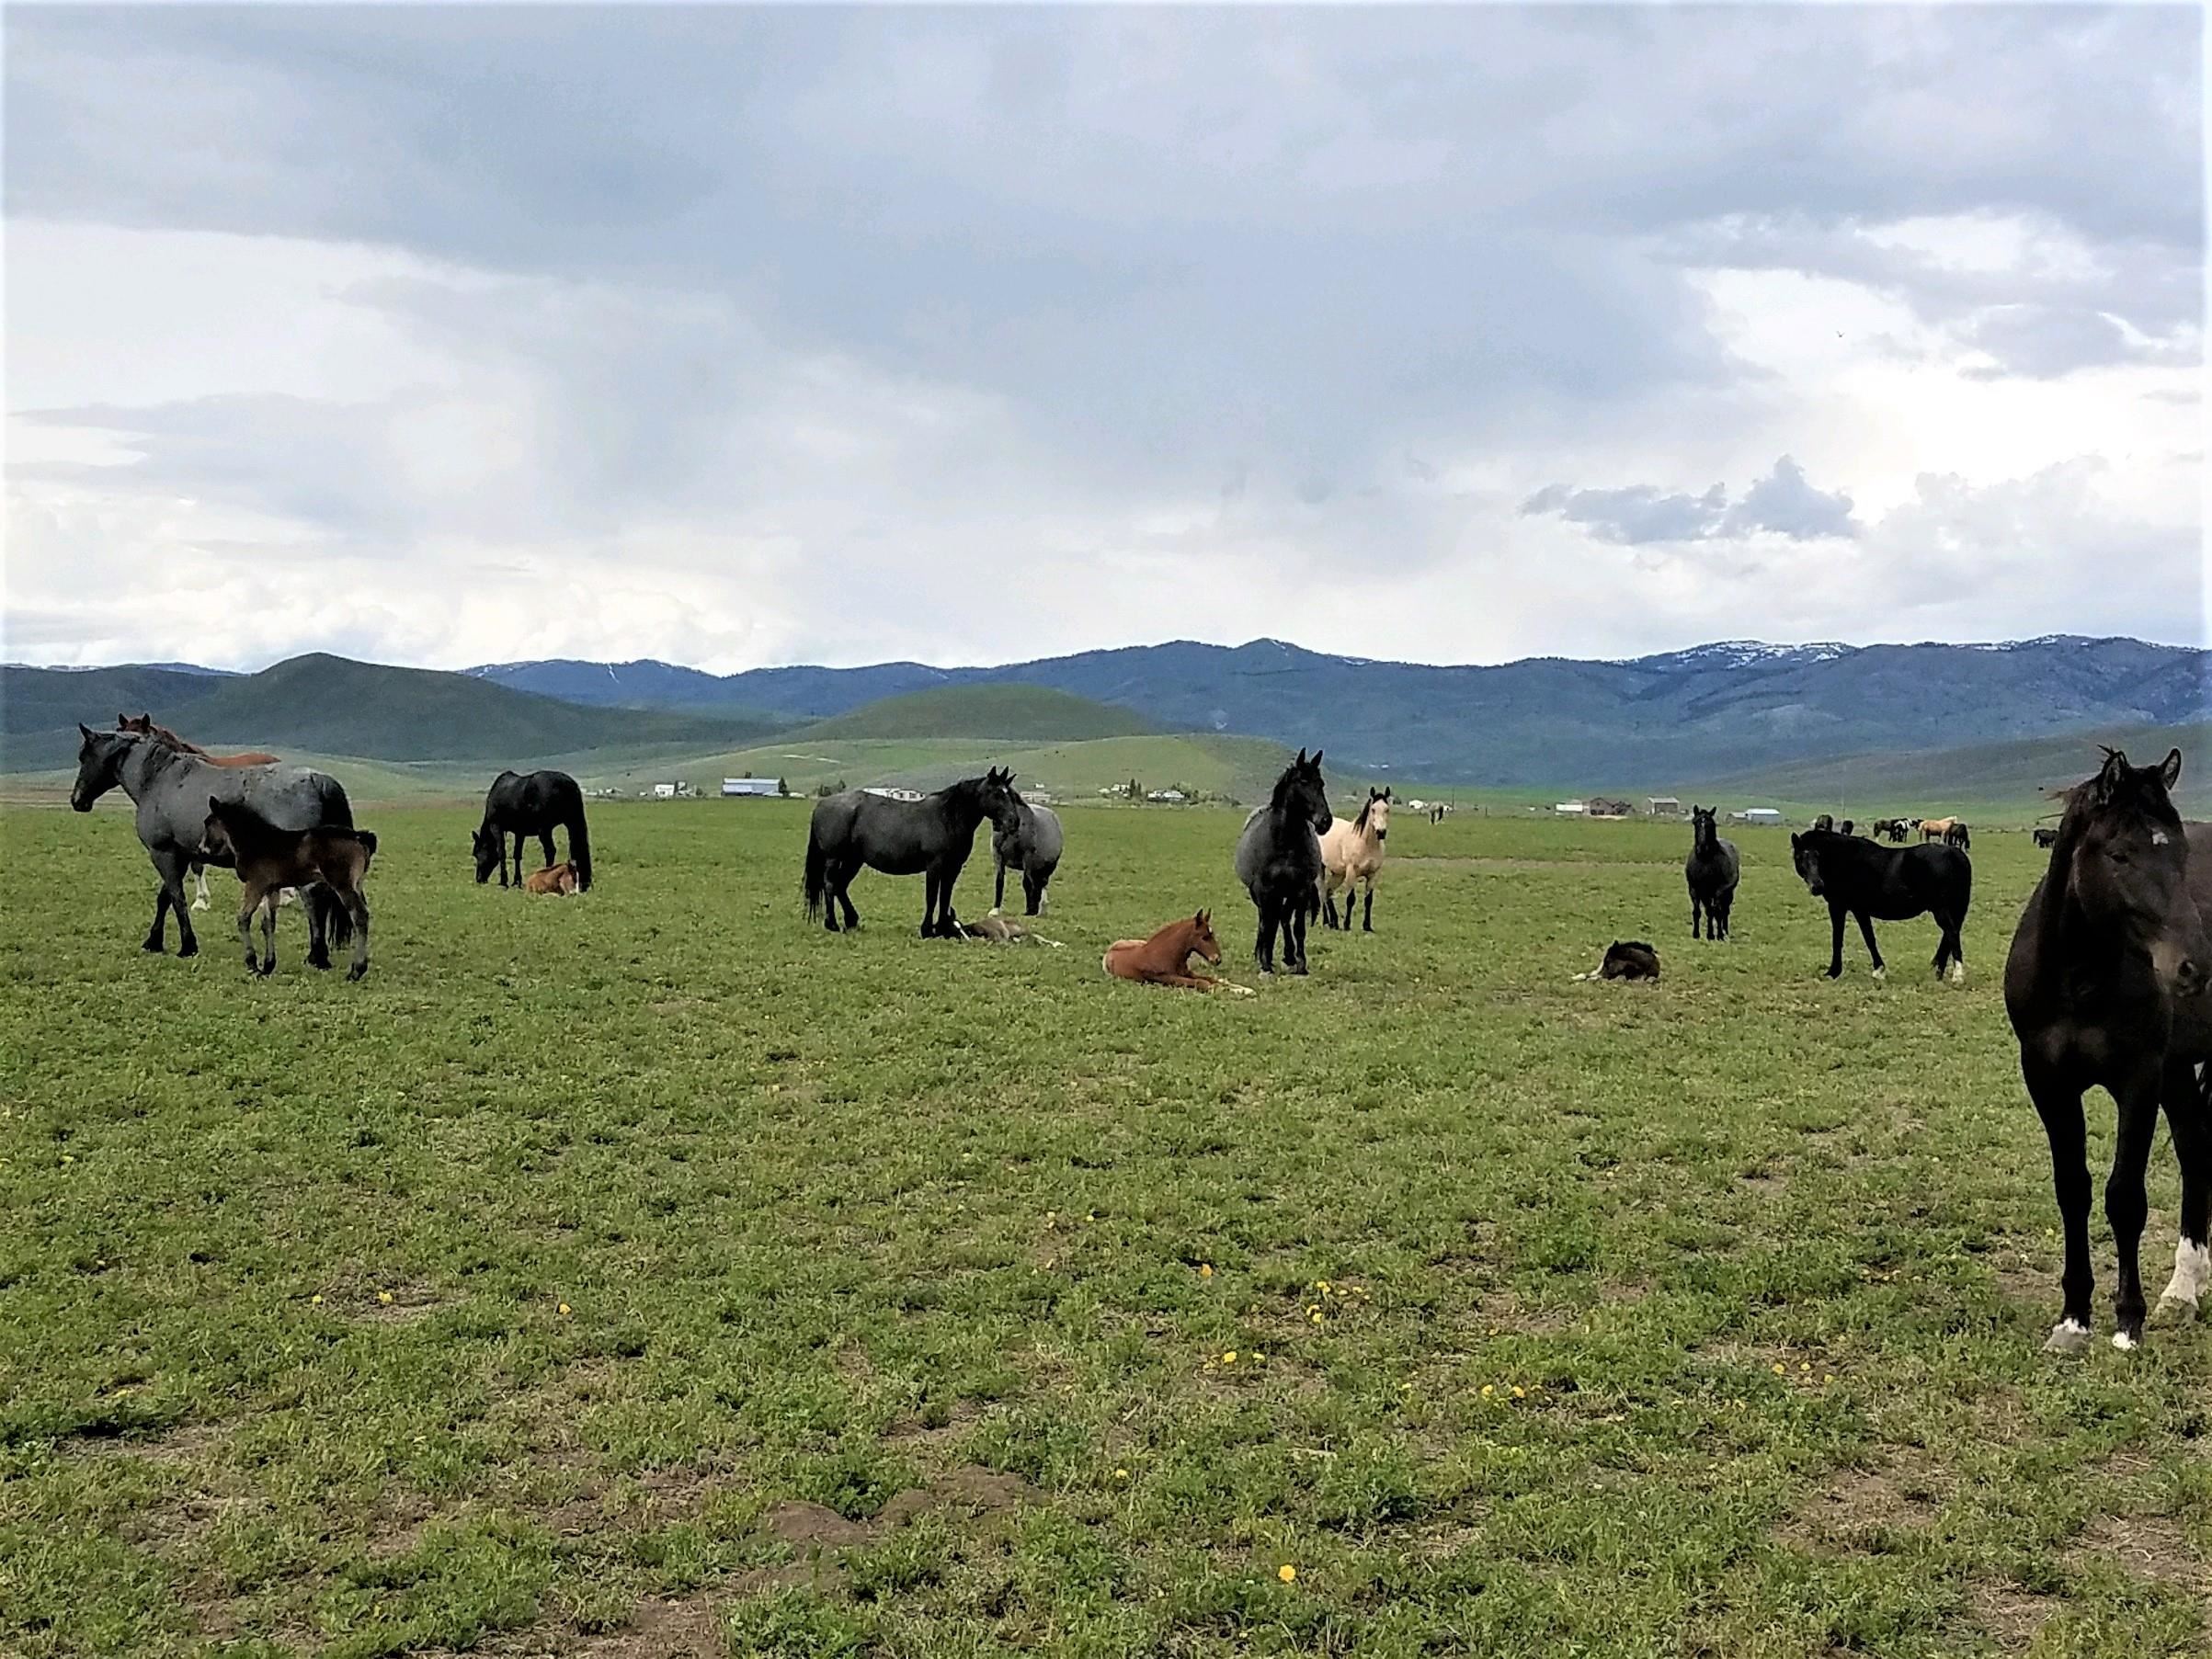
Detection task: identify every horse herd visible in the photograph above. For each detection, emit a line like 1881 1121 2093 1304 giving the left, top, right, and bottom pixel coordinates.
63 719 2212 1356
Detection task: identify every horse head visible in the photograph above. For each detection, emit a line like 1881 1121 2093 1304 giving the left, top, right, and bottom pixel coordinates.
1356 787 1392 843
1189 908 1222 965
1690 804 1718 851
2060 747 2206 998
1789 831 1827 897
471 825 501 883
1275 747 1331 836
71 724 133 812
199 795 240 863
976 766 1022 833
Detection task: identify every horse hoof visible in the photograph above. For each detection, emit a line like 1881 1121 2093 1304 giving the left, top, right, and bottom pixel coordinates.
2111 1328 2141 1352
2043 1320 2092 1355
1948 963 1966 984
1871 967 1885 981
177 941 199 960
2151 1294 2199 1327
348 965 368 982
143 939 165 954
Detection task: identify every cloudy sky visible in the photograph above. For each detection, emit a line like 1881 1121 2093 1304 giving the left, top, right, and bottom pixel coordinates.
6 5 2203 672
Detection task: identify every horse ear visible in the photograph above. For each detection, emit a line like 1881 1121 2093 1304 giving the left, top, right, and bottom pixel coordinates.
2160 748 2182 788
1294 747 1306 766
80 722 96 741
1310 748 1323 768
209 795 222 814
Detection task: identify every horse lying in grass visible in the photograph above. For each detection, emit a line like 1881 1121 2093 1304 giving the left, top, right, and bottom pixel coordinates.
1573 940 1661 982
200 797 376 980
523 861 582 895
1102 911 1252 994
953 910 1063 946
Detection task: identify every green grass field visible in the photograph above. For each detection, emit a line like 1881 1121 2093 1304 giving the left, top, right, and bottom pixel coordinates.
2 802 2206 1658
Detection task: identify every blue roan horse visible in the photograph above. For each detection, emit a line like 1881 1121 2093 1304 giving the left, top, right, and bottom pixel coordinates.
804 769 1022 937
71 725 356 965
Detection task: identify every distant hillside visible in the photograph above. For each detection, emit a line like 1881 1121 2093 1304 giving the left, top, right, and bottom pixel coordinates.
1 655 784 771
460 634 2211 786
792 685 1158 744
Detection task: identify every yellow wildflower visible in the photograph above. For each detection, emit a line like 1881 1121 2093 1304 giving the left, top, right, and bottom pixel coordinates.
1278 1564 1297 1583
558 1301 572 1316
377 1290 393 1305
1511 1385 1526 1399
1223 1351 1237 1365
1113 1467 1129 1481
1771 1363 1784 1374
310 1294 323 1305
1481 1384 1495 1398
1200 1264 1214 1278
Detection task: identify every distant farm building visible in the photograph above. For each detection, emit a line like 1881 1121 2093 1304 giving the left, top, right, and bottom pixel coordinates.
1648 796 1682 816
1585 797 1635 818
1734 808 1784 825
1553 801 1588 816
1146 789 1188 804
721 778 780 798
863 786 926 802
651 782 678 800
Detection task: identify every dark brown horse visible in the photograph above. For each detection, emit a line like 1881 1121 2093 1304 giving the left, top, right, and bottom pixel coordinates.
2004 748 2210 1353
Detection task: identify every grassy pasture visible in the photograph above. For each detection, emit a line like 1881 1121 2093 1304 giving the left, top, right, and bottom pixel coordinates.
1 801 2206 1658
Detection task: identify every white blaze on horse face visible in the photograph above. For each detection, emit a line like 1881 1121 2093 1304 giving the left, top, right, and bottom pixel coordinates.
2151 829 2171 847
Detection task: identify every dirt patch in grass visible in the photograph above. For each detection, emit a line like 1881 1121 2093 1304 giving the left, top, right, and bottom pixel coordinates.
573 1596 727 1658
766 1500 871 1551
109 1420 230 1467
1964 1578 2055 1652
1778 1451 1947 1554
884 1398 980 1447
2074 1509 2205 1588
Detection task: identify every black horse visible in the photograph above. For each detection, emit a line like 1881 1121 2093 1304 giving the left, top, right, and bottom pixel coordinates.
1790 828 1971 981
1944 822 1971 851
473 770 592 891
2004 747 2210 1353
804 768 1020 937
1684 805 1740 940
2033 826 2059 848
1233 748 1332 975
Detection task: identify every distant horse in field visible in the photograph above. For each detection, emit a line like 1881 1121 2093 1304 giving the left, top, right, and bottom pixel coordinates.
523 861 582 895
1920 816 1960 843
1812 813 1835 833
119 713 282 910
475 771 592 890
1870 818 1910 843
1839 820 1856 836
1430 804 1447 825
1684 806 1740 941
200 797 375 980
2033 826 2059 848
71 726 354 965
1790 828 1971 981
1320 788 1391 932
805 768 1021 937
2004 746 2211 1353
1102 910 1250 994
1944 822 1971 851
1234 749 1332 974
1574 940 1661 983
992 797 1064 915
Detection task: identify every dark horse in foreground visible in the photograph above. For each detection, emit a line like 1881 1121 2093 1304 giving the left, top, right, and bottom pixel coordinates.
804 769 1021 937
1233 748 1332 974
1684 806 1740 940
1790 828 1970 981
71 725 355 966
474 770 592 890
2005 747 2210 1353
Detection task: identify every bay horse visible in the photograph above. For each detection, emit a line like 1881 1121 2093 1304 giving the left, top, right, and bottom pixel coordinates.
1320 788 1391 932
1790 828 1970 980
1233 748 1331 974
1101 910 1250 994
1684 806 1740 940
71 726 354 965
200 798 376 980
119 713 281 910
804 768 1021 937
475 770 592 890
2005 747 2211 1353
992 797 1064 915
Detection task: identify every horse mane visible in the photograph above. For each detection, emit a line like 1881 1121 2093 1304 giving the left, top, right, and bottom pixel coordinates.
2033 750 2181 951
1352 797 1371 833
1270 757 1316 810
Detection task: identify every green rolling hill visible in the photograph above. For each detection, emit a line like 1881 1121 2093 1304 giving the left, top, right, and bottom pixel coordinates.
791 684 1159 744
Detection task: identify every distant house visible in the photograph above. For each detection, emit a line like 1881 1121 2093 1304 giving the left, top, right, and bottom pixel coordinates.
652 782 678 800
1021 790 1055 805
1146 789 1188 804
1648 796 1682 816
863 786 925 802
721 778 780 798
1553 801 1588 816
1736 808 1784 825
1585 797 1634 818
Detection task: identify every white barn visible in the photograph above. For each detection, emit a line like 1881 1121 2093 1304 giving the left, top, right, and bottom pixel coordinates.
722 778 780 797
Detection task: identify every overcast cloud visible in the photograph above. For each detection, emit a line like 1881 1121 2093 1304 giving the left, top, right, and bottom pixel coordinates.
5 6 2202 671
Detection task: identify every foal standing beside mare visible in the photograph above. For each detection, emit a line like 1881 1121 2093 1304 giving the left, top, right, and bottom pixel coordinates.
200 799 376 980
474 770 593 890
1320 788 1392 932
804 768 1021 937
1684 806 1740 940
2005 747 2211 1353
1789 828 1970 981
70 726 355 965
992 796 1064 915
1233 748 1332 974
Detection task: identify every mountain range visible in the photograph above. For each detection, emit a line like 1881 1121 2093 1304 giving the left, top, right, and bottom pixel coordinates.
7 634 2206 789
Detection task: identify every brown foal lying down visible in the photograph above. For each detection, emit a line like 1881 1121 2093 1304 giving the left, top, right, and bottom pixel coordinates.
200 796 376 980
523 861 582 895
1101 910 1253 994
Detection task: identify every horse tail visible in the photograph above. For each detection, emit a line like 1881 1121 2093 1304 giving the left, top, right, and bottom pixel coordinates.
804 822 828 921
567 809 593 891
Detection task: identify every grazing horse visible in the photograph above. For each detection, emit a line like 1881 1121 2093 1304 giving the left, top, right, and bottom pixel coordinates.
1684 806 1740 941
1944 822 1971 851
1101 910 1250 994
523 861 582 895
119 714 282 910
2004 747 2211 1353
1790 828 1971 981
200 798 375 980
474 770 592 890
1320 788 1391 932
1574 940 1661 983
1870 818 1910 843
804 768 1021 937
1234 749 1332 975
2033 826 2060 849
992 797 1064 915
1920 816 1959 843
70 726 353 966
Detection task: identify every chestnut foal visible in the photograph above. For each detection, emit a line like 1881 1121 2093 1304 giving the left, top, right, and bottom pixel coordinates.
522 861 582 895
200 797 377 980
1101 910 1252 994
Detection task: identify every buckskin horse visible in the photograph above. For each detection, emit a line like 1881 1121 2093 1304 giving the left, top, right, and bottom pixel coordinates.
1320 788 1392 932
2005 747 2211 1353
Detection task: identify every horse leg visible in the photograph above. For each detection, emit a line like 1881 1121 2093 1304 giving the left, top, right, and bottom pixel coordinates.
2153 1058 2209 1324
344 892 371 982
160 850 199 958
237 884 261 972
1290 890 1311 975
1825 903 1846 978
1689 891 1702 940
995 858 1009 913
191 862 211 913
2106 1067 2164 1349
1943 915 1967 983
258 892 279 977
1024 872 1043 916
920 868 941 939
837 864 861 931
145 880 173 953
539 831 557 870
304 887 335 971
1362 880 1374 933
1254 897 1276 974
509 834 526 888
2025 1057 2095 1351
1853 912 1883 979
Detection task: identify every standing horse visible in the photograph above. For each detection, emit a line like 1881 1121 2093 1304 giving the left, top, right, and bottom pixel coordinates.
992 797 1064 915
200 799 375 980
1320 788 1392 932
474 770 593 890
2004 747 2211 1353
1944 822 1971 851
1233 748 1331 974
1684 806 1740 941
70 726 353 965
804 768 1021 937
119 714 282 909
1920 816 1959 843
1790 828 1971 981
